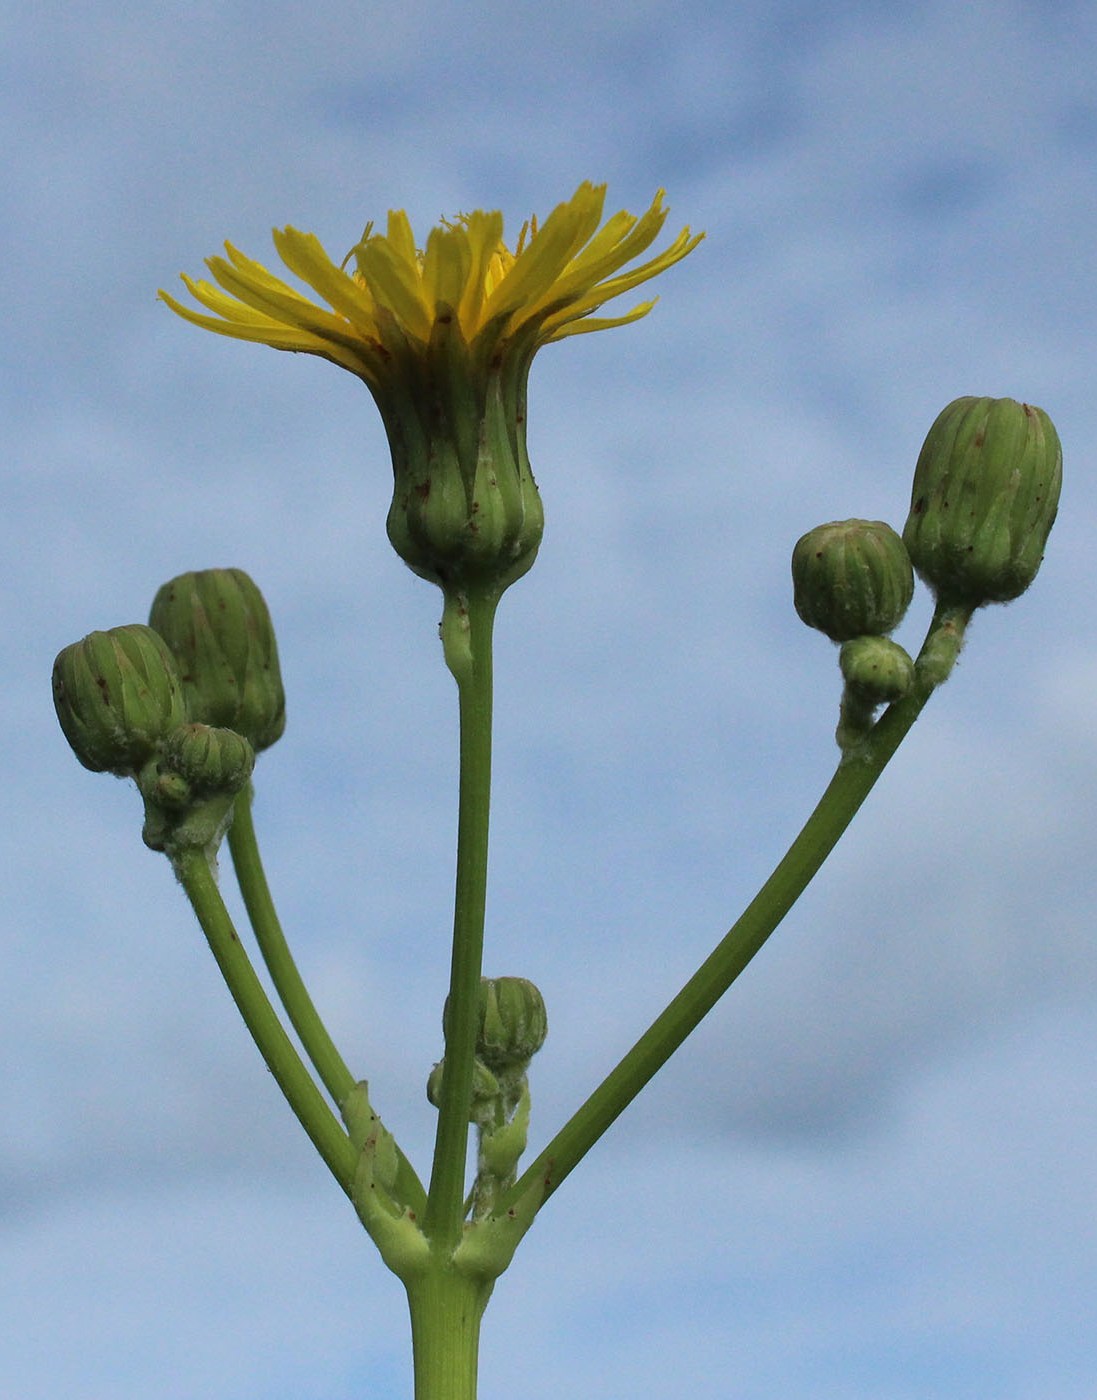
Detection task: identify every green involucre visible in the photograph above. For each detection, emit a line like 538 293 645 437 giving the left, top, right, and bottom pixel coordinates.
442 975 548 1074
382 321 544 595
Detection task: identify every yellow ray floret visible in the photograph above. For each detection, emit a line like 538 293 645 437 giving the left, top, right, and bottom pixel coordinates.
160 182 703 383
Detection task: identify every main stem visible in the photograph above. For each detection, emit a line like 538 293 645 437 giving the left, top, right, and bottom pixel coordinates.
406 1271 492 1400
424 587 498 1248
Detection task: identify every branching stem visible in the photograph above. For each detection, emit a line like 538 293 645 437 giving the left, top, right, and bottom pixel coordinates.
502 601 972 1214
173 846 358 1194
227 789 427 1215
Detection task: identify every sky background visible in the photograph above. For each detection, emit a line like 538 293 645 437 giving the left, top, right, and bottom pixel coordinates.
3 1 1096 1396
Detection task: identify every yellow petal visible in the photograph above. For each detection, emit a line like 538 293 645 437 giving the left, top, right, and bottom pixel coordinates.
544 299 658 341
157 289 372 374
355 236 433 342
555 227 704 323
175 274 290 327
481 183 606 327
457 210 505 334
182 262 376 367
385 209 420 268
208 249 353 342
421 224 472 317
554 196 669 299
163 184 703 383
272 227 382 339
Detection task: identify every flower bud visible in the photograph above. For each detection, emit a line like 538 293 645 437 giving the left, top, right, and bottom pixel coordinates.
148 568 285 750
140 724 255 855
792 520 914 642
161 722 255 797
426 1056 499 1116
902 397 1062 606
839 636 915 704
52 624 186 775
469 977 548 1072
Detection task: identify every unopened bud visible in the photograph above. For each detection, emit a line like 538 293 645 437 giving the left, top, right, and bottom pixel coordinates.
140 723 255 856
792 520 914 642
839 635 915 704
161 722 255 797
52 624 186 775
470 977 548 1072
149 568 286 750
426 1057 499 1117
902 396 1062 607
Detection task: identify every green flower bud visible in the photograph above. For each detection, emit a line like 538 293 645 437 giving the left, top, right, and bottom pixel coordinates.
426 1057 500 1116
468 976 548 1072
792 520 914 642
902 396 1062 606
839 635 915 704
161 722 255 797
52 624 186 775
140 724 255 855
148 568 286 751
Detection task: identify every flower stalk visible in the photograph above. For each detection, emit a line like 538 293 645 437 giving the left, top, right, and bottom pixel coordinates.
424 588 499 1248
226 788 357 1107
171 846 358 1194
502 600 972 1213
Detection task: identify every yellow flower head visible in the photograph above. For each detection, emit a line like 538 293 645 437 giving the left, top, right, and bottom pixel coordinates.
160 182 701 383
161 183 702 597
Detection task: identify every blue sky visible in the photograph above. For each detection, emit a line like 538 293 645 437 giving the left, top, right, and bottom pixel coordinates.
3 1 1096 1396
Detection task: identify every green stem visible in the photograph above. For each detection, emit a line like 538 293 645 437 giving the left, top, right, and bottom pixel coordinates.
503 602 972 1213
228 788 356 1105
405 1268 492 1400
227 788 427 1215
173 846 358 1195
424 588 498 1248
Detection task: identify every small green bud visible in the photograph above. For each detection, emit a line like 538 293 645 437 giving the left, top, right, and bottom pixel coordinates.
160 722 255 797
52 624 186 775
139 724 254 856
839 635 915 703
792 520 914 642
426 1057 499 1117
902 396 1062 606
148 568 286 751
469 976 548 1072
